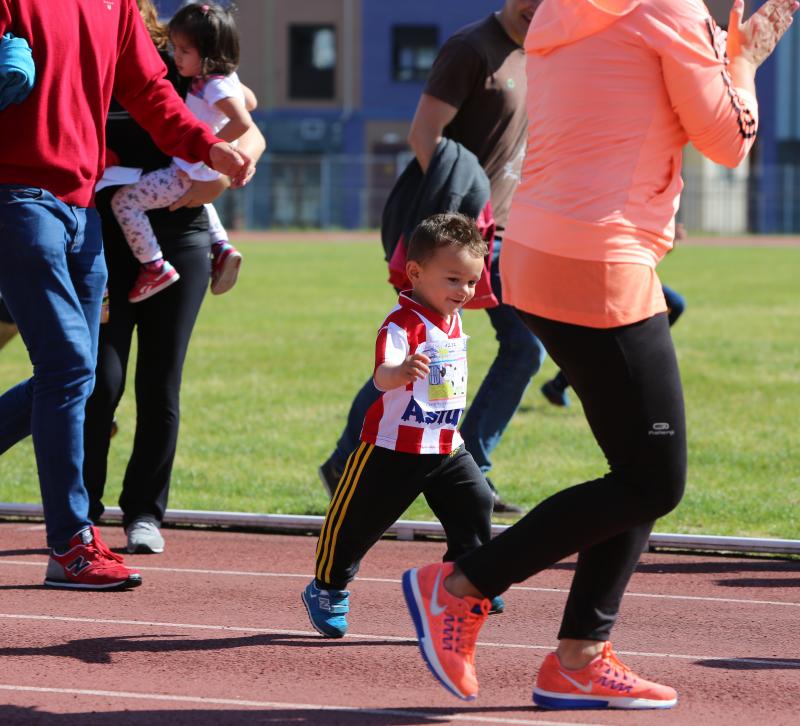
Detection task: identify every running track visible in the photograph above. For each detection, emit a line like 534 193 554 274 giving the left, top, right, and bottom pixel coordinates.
1 522 798 725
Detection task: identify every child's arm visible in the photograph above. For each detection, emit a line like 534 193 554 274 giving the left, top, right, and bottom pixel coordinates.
241 84 258 112
374 353 430 391
213 96 254 144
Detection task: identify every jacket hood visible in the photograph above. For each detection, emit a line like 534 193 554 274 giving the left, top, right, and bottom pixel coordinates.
526 0 641 54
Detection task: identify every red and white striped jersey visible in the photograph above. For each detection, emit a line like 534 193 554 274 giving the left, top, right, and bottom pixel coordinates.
361 292 468 455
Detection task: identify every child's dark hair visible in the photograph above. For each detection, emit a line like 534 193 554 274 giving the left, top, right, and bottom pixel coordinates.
406 213 487 264
169 3 239 77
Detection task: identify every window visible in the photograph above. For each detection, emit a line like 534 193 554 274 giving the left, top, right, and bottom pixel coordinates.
392 25 438 83
289 25 337 100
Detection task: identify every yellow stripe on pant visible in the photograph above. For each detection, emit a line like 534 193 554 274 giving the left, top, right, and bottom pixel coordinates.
315 442 375 583
315 443 376 584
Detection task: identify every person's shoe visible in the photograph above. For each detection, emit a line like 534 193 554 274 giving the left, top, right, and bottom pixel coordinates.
129 260 180 303
489 594 505 615
125 518 165 554
210 241 242 295
301 579 350 638
541 379 570 407
110 418 119 439
44 526 142 590
318 457 343 498
533 642 678 710
486 480 523 514
402 562 490 700
0 320 18 350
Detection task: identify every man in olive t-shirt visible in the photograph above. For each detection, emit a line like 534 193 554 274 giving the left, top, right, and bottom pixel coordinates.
318 1 544 515
406 0 545 512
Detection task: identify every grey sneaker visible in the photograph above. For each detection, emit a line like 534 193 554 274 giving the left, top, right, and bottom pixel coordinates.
126 519 165 554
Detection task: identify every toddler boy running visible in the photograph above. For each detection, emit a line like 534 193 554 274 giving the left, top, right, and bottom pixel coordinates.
303 213 501 637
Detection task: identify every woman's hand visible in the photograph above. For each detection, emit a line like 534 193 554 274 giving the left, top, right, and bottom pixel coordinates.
728 0 798 68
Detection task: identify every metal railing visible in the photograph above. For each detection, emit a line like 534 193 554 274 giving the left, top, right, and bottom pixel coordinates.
218 154 800 235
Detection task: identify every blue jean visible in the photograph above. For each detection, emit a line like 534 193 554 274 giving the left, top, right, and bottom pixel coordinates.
0 185 106 548
331 237 546 475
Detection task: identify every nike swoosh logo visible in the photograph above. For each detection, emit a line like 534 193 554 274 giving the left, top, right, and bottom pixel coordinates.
430 568 447 616
559 671 593 693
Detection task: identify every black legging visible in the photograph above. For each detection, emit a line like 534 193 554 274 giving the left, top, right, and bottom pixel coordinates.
457 311 686 641
83 199 209 528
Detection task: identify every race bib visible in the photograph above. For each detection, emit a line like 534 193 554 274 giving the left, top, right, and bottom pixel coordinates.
420 338 468 410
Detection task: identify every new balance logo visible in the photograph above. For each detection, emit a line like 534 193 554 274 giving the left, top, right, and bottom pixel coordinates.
65 556 91 575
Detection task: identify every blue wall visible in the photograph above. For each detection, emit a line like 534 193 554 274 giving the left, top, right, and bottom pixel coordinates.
360 0 494 119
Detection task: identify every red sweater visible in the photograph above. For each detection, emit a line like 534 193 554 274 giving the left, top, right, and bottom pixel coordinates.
0 0 220 207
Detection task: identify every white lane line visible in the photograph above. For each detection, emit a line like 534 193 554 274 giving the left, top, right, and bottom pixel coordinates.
2 559 798 609
1 613 796 668
0 684 604 725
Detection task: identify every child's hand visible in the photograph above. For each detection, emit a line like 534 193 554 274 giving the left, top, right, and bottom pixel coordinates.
374 353 430 390
400 352 430 384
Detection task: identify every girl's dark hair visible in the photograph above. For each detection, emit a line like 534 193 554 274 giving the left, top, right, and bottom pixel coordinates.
169 3 239 77
407 213 487 264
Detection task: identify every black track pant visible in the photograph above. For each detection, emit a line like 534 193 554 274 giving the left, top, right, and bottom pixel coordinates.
83 240 209 527
315 443 494 591
458 311 686 641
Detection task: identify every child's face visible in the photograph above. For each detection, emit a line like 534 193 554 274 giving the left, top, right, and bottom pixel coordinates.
406 245 484 320
171 32 202 77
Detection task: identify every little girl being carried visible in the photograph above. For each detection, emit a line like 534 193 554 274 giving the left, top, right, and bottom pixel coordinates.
112 2 253 303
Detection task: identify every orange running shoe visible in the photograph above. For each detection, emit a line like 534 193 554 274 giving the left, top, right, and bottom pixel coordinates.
533 641 677 710
402 562 490 700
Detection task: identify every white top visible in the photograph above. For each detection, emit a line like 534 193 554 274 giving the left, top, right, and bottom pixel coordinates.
173 71 245 182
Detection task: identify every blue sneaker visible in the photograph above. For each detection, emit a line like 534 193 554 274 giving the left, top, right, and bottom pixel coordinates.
302 579 350 638
489 595 505 614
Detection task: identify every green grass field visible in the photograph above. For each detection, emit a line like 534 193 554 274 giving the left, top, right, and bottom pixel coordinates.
0 240 797 538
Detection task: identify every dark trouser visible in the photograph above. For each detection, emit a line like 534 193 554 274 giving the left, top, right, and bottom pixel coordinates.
552 285 686 393
458 311 686 641
315 443 494 591
83 239 209 527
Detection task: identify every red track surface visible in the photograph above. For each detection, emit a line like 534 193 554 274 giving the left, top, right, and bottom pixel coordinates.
1 522 798 725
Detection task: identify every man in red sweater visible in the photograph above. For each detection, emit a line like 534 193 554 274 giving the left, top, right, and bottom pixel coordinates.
0 0 250 590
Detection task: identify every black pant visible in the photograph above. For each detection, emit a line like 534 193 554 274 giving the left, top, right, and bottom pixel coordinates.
83 228 209 528
458 312 686 641
315 443 494 591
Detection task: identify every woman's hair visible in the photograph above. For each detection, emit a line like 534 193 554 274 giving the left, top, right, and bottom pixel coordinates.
406 213 487 264
169 3 240 77
137 0 170 51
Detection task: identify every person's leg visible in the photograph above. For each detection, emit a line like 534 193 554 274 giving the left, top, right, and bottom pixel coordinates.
459 237 546 508
83 279 137 523
315 445 426 590
319 377 382 493
0 188 105 548
118 242 210 531
305 444 428 637
422 446 494 561
111 167 191 264
455 312 686 644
